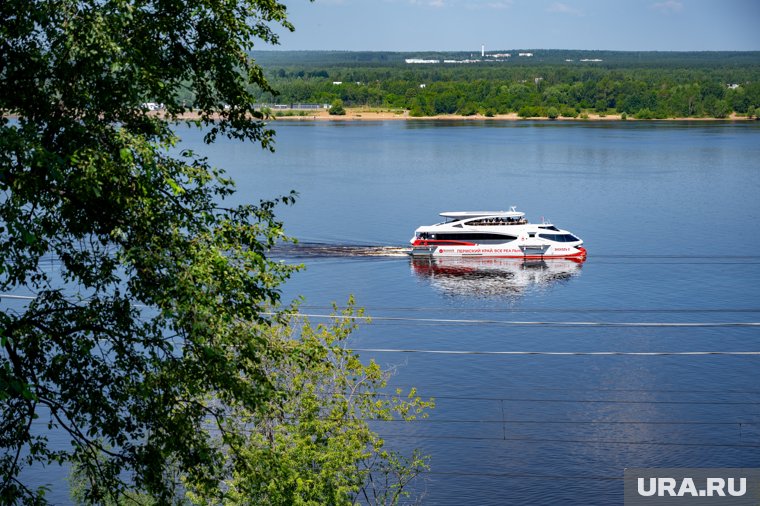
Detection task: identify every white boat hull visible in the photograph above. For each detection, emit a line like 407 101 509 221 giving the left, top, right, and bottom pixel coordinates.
410 242 586 259
408 207 586 260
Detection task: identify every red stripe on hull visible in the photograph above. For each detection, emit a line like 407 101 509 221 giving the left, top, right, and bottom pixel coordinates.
427 246 587 261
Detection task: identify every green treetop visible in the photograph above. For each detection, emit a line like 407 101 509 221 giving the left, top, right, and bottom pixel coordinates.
0 1 430 504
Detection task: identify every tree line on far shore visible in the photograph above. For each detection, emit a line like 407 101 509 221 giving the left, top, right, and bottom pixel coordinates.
249 56 760 119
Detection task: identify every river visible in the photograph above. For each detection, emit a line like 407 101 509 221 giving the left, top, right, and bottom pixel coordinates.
31 119 760 504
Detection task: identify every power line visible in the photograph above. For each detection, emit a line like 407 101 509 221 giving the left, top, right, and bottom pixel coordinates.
377 433 760 448
371 392 760 405
280 312 760 328
297 304 760 314
374 419 757 426
354 348 760 357
385 383 760 395
421 470 623 481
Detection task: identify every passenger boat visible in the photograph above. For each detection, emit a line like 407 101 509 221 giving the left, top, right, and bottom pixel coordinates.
409 207 586 259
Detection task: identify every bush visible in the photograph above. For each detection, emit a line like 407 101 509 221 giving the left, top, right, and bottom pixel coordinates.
711 99 731 118
328 99 346 115
546 107 559 119
459 103 478 116
409 104 426 117
560 106 578 118
518 106 540 118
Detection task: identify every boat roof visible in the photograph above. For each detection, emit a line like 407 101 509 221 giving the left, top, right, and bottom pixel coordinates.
440 210 525 219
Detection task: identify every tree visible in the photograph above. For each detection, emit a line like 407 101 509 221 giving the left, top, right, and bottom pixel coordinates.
186 303 433 506
66 304 433 506
0 1 429 504
709 99 732 119
328 98 346 115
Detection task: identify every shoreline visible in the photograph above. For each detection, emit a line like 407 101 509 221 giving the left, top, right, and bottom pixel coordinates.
266 109 754 122
5 110 754 123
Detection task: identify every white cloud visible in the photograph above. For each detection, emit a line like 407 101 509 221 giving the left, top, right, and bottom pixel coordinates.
546 2 583 16
482 1 513 9
652 0 684 13
405 0 514 8
407 0 446 7
464 0 513 8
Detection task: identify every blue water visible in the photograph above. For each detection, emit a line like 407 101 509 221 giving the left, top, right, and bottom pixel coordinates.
196 120 760 505
28 120 760 504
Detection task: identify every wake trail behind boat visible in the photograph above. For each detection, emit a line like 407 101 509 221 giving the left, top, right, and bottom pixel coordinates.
272 243 409 258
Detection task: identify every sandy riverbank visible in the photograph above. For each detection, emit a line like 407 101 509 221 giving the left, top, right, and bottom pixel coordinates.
185 108 752 122
6 109 750 123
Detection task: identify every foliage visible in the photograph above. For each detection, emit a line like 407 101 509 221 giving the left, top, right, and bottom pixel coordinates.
66 303 433 506
250 51 760 119
328 99 347 116
560 106 579 118
186 302 433 506
0 0 421 504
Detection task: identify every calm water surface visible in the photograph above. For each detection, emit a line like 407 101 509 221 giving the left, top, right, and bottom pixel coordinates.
33 121 760 504
198 120 760 505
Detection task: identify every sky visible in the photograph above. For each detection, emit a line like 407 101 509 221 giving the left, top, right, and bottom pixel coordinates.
270 0 760 52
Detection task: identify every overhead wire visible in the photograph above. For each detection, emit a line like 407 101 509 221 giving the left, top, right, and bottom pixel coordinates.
276 311 760 328
372 418 757 426
376 433 760 448
296 304 760 314
354 348 760 356
368 391 760 405
420 470 624 481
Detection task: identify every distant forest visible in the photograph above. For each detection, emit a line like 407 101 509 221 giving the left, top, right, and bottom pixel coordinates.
249 50 760 118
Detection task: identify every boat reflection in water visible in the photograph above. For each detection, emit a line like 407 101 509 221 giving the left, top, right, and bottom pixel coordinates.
411 257 584 298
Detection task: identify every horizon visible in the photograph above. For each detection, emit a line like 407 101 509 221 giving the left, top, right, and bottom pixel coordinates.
254 48 760 53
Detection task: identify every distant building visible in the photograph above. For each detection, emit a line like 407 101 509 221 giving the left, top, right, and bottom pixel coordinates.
518 52 533 57
332 81 343 85
405 59 440 64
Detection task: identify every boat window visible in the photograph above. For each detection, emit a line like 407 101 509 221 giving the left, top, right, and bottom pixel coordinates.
433 233 517 242
538 225 560 231
538 233 580 242
468 217 527 226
